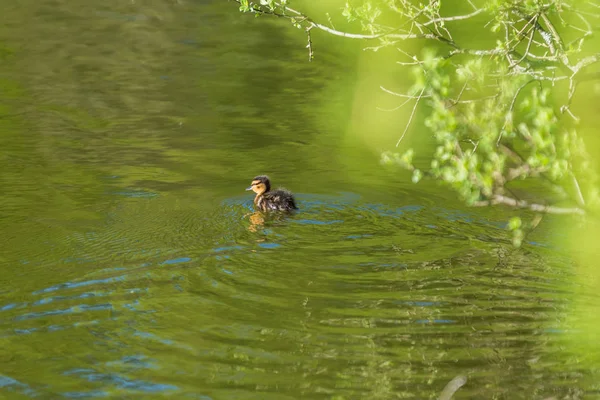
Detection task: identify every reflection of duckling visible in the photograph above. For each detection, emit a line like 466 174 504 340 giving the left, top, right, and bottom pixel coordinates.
246 175 297 212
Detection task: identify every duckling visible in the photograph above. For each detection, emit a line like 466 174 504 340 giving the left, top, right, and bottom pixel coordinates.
246 175 297 212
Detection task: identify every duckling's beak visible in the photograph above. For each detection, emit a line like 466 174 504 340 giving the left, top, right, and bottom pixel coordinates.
245 186 253 191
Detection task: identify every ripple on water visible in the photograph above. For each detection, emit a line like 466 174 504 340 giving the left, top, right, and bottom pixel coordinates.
1 193 582 399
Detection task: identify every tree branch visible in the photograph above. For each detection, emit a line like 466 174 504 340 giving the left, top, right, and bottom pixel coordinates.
236 0 445 41
423 9 485 26
473 194 585 215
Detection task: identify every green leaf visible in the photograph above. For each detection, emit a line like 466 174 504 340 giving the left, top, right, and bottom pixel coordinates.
412 169 423 183
239 0 249 12
512 228 524 248
508 217 522 231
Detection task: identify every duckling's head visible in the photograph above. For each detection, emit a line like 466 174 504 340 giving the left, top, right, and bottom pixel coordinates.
246 175 270 195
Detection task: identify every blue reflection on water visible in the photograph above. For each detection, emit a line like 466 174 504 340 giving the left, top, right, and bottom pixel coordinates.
1 303 18 311
294 219 343 225
346 234 373 239
161 257 191 265
63 368 178 392
111 190 157 198
106 355 156 370
33 292 99 306
257 242 280 249
0 374 38 397
14 304 113 321
214 245 243 252
133 331 175 346
34 277 125 295
63 390 108 398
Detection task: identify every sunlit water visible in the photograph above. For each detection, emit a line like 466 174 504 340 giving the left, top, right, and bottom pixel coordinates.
0 0 597 399
0 190 585 399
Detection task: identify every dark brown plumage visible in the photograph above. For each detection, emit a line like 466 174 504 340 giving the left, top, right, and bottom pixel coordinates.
245 175 297 212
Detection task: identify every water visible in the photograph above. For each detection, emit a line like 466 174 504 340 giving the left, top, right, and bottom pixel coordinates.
0 0 597 399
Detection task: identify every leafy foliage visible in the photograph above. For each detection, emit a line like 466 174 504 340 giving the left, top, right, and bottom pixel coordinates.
385 51 597 210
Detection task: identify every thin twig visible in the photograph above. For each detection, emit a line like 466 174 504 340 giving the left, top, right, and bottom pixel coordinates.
438 375 468 400
563 106 580 122
521 213 544 245
377 96 414 112
326 12 336 30
380 86 431 99
396 86 426 147
572 174 586 207
497 79 540 145
397 60 423 66
445 82 468 108
306 25 314 61
588 1 600 10
396 46 418 60
509 17 537 68
455 95 499 104
560 78 579 120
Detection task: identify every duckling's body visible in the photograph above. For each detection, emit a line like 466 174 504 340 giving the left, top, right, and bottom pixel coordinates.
246 175 297 212
256 189 297 212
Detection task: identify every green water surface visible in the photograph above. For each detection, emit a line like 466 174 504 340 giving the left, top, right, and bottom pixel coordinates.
0 1 596 399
